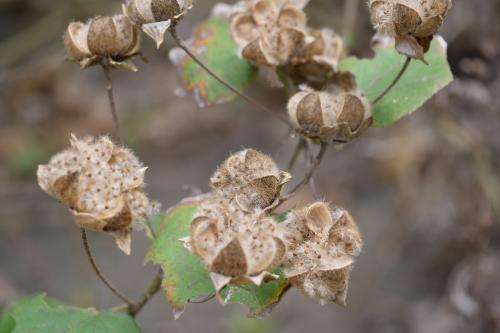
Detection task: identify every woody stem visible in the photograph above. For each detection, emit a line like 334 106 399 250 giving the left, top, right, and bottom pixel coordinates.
81 229 133 306
129 271 163 317
168 27 290 125
288 142 328 194
372 57 411 105
287 138 307 173
101 61 123 144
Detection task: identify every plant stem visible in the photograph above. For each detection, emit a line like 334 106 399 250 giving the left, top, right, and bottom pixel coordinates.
101 61 123 144
129 272 163 316
80 229 133 306
288 142 328 195
188 293 216 304
287 138 306 173
372 57 411 105
168 27 290 125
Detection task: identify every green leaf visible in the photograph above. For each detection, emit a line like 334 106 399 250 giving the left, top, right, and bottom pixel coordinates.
170 15 257 107
146 197 290 318
339 36 453 127
146 197 215 316
0 294 139 333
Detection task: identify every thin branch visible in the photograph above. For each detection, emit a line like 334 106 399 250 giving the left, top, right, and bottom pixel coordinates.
80 229 133 306
101 60 123 144
288 142 329 195
287 138 306 173
168 27 290 125
372 57 411 105
129 272 163 316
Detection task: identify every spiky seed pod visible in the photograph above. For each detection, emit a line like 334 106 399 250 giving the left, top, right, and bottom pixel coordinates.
64 15 141 71
287 28 352 89
123 0 193 48
287 88 372 142
281 202 362 305
37 135 159 254
210 149 291 212
230 0 310 85
369 0 452 62
188 198 287 291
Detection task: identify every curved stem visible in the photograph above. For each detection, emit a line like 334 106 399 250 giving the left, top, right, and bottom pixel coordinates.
288 142 328 195
188 293 216 304
372 57 411 105
168 28 290 125
81 229 133 306
101 61 123 144
129 272 163 317
287 138 306 173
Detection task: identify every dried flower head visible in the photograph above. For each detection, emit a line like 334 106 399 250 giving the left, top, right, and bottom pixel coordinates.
210 149 291 212
187 197 286 292
288 87 372 142
64 15 141 71
37 135 159 254
282 202 362 305
287 28 352 89
230 0 310 84
369 0 452 62
123 0 193 48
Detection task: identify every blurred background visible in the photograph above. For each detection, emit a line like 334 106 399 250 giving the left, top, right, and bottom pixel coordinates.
1 0 500 332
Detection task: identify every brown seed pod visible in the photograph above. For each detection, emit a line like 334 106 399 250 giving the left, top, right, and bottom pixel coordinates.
123 0 193 48
369 0 452 62
230 0 310 85
187 198 287 291
37 135 159 254
64 15 141 71
281 202 362 305
287 88 372 142
210 149 291 212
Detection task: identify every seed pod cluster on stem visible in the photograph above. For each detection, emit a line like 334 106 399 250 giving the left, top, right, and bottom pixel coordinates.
64 15 141 71
229 0 349 88
123 0 193 48
287 86 373 143
37 135 160 254
185 149 363 305
369 0 452 62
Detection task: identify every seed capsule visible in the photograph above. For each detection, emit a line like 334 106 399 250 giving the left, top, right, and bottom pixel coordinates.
123 0 193 48
64 15 141 71
369 0 452 62
37 135 159 254
288 88 372 142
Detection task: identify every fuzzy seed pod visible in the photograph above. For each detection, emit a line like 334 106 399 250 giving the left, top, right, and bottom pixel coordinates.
210 149 291 212
123 0 193 48
287 28 351 89
230 0 310 85
64 15 141 71
37 135 159 254
282 202 362 305
288 88 372 142
369 0 452 62
187 197 287 291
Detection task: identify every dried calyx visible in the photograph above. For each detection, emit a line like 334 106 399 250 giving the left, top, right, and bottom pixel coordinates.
282 202 362 305
123 0 193 48
64 15 141 71
189 198 287 292
288 87 372 142
37 135 159 254
369 0 452 62
210 149 291 212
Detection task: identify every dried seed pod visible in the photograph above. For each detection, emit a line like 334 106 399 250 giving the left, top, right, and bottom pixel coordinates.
281 202 362 305
37 135 159 254
210 149 291 212
230 0 310 85
187 198 287 291
64 15 141 71
288 87 372 142
369 0 452 62
123 0 193 48
287 28 353 89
